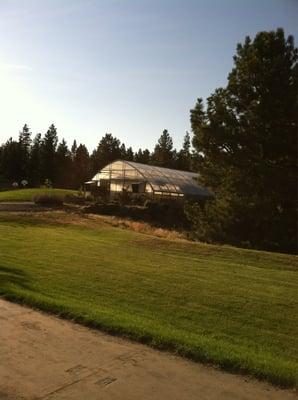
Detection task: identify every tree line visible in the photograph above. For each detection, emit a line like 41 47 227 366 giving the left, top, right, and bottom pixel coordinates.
0 127 193 189
0 28 296 253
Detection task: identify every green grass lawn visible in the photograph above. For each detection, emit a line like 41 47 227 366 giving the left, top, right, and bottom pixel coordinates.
0 188 77 202
0 212 297 388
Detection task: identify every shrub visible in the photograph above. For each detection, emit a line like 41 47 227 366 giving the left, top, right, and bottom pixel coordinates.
83 202 121 215
33 193 64 206
42 179 52 188
144 199 162 211
130 194 146 205
64 194 85 205
85 194 94 202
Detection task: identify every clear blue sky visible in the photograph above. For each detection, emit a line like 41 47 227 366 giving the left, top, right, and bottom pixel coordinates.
0 0 297 152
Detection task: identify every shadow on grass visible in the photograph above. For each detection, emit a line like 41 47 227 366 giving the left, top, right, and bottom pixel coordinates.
0 213 62 228
0 264 32 299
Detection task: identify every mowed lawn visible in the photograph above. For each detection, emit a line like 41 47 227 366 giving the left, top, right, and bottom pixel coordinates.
0 188 77 202
0 212 297 388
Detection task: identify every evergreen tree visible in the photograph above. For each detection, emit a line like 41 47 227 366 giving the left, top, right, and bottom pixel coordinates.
19 124 31 149
135 149 151 164
188 28 298 253
0 138 22 182
120 143 127 159
71 140 77 160
126 146 134 161
29 133 42 186
152 129 174 168
56 139 71 188
73 144 90 188
91 133 121 173
41 124 58 184
18 124 32 179
176 132 192 171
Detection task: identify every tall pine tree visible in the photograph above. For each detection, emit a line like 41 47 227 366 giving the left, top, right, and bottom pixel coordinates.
188 28 298 253
41 124 58 184
29 133 42 186
91 133 121 173
56 139 71 188
18 124 32 180
135 149 151 164
152 129 174 168
73 144 90 188
176 132 192 171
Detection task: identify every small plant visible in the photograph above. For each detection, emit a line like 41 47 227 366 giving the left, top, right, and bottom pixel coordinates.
65 193 85 204
33 193 64 206
85 194 94 202
77 187 84 197
117 189 130 205
44 179 52 188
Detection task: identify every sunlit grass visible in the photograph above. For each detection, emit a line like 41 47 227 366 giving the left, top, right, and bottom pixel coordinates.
0 212 297 388
0 188 76 202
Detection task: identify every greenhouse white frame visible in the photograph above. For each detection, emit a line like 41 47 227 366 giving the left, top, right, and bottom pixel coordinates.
86 160 211 199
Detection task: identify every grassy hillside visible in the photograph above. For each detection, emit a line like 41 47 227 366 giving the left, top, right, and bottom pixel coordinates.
0 188 77 202
0 211 297 388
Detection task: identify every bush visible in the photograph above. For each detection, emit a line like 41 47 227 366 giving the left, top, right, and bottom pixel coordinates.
184 193 298 254
143 199 187 228
40 179 52 188
184 199 223 243
85 194 94 202
33 193 64 207
130 195 146 205
84 202 121 215
64 194 85 204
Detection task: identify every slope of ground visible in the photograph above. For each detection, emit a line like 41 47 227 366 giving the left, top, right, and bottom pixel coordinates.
0 188 76 202
0 211 297 388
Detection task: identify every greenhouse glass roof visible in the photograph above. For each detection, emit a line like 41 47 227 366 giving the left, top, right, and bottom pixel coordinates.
91 160 211 198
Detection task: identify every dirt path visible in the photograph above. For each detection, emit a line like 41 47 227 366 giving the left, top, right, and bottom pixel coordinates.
0 300 296 400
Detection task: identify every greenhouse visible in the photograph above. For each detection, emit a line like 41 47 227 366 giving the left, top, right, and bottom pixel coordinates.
86 160 211 200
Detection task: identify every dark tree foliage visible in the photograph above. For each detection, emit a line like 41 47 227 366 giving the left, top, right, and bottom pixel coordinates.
72 144 90 188
90 133 122 174
56 139 72 188
0 139 22 182
120 143 127 160
176 132 192 171
71 140 77 160
0 125 192 190
152 129 175 168
18 124 32 179
135 148 151 164
40 124 58 183
19 124 31 149
187 28 298 253
126 146 134 161
28 133 42 186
